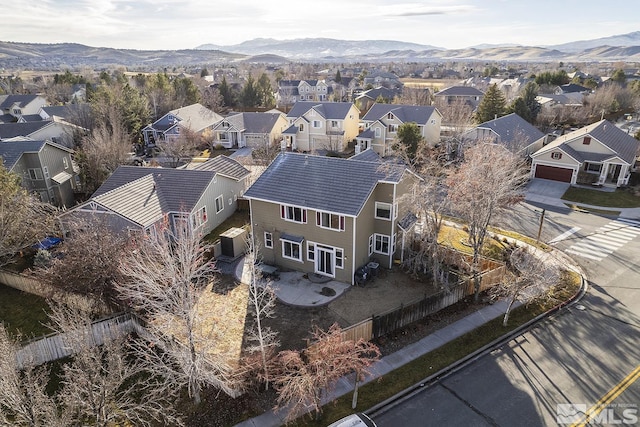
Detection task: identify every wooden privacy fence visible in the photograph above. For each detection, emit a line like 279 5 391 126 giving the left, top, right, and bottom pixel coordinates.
16 312 138 369
334 264 506 345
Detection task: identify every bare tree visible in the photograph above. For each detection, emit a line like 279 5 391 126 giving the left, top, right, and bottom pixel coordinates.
394 86 431 106
34 217 130 310
0 325 63 427
490 246 561 326
244 237 279 391
271 323 380 423
117 221 240 404
77 108 132 194
0 166 57 267
47 303 183 427
157 128 203 168
447 143 528 302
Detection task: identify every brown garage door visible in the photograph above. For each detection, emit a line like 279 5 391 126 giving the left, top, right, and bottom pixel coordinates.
534 164 573 182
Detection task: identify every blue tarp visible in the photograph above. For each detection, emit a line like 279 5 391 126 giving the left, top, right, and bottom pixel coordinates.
33 236 62 250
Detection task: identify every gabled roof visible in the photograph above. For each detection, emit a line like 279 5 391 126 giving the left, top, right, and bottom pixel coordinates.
362 103 439 125
435 86 484 97
92 166 216 213
223 112 284 134
286 102 356 120
40 104 89 121
356 87 399 101
278 80 301 87
93 174 164 228
158 103 222 133
193 155 250 180
0 121 51 140
0 140 47 169
533 120 640 164
349 148 382 163
558 83 590 93
356 128 375 139
470 113 545 146
0 94 41 110
244 152 405 216
0 139 72 169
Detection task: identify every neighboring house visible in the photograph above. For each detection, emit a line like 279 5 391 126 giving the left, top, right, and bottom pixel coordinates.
282 101 360 152
38 104 90 123
141 103 223 146
461 113 547 156
243 152 417 285
356 103 442 156
536 93 584 114
554 83 591 95
530 120 640 187
61 159 249 236
354 87 400 114
211 112 288 149
434 86 484 110
362 71 402 89
0 121 80 147
0 139 77 207
276 80 331 107
0 95 48 124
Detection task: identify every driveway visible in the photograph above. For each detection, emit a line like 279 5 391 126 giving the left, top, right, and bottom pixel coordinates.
526 178 570 198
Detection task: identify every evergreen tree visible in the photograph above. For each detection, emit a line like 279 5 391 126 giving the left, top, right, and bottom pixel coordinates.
240 74 260 109
395 122 423 160
507 81 540 124
256 73 275 108
335 69 342 83
474 84 507 123
218 76 236 109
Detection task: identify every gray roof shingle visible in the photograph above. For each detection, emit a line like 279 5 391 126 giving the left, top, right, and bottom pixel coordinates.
470 113 545 146
244 153 404 216
193 155 250 180
362 104 438 125
435 86 484 97
0 121 50 139
223 112 283 134
286 102 355 120
0 140 46 169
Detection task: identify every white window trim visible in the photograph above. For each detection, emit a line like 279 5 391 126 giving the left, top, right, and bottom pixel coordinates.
215 195 224 213
281 205 307 224
281 240 303 262
368 235 374 256
307 241 315 261
316 211 345 231
264 232 273 249
374 233 391 255
375 202 392 221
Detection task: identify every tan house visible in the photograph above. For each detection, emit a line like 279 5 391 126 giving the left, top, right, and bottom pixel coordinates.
530 120 640 187
243 152 418 285
211 111 288 149
282 101 360 153
0 95 48 123
141 103 222 147
356 103 442 156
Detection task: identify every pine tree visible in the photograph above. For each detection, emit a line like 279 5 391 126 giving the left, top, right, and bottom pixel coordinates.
474 84 507 123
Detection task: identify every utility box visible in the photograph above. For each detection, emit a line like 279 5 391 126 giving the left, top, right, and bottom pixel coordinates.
219 227 247 258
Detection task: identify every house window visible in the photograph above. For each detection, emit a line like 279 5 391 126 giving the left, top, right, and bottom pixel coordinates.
281 205 307 223
388 124 398 133
167 114 174 122
43 166 49 180
215 195 224 213
375 202 392 220
585 163 602 173
299 123 304 132
430 119 436 124
375 127 381 138
313 120 321 128
264 232 273 249
374 234 390 255
63 157 69 169
335 248 344 269
192 206 208 228
28 168 43 180
368 235 374 256
307 242 315 261
282 240 302 261
583 136 591 145
387 113 393 119
316 211 345 231
551 152 562 160
331 120 338 127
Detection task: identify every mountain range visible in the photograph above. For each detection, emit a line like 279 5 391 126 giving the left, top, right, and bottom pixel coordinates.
1 31 640 69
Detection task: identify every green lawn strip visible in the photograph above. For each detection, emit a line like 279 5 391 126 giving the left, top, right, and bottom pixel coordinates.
292 277 581 426
561 187 640 208
563 203 622 216
0 283 53 338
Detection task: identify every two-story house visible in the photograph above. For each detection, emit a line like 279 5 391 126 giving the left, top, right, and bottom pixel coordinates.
433 86 484 110
0 139 77 207
243 152 417 285
282 101 360 152
141 103 223 147
530 119 640 187
60 156 250 236
0 95 48 124
276 80 331 108
356 103 442 156
461 113 547 156
211 112 288 149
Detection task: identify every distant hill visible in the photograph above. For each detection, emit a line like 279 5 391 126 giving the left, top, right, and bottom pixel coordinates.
195 37 444 59
2 32 640 69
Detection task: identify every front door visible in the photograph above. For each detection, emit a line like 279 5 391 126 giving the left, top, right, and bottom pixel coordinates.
315 245 335 277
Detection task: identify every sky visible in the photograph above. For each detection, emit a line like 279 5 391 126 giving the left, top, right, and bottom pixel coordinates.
2 0 639 51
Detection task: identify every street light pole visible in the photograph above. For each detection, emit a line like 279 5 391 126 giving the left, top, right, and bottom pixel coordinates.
536 209 546 244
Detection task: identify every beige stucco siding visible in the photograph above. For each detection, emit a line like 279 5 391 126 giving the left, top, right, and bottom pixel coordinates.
534 149 581 167
196 176 245 236
566 137 616 155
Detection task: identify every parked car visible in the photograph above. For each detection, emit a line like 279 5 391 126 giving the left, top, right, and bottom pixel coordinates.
327 412 377 427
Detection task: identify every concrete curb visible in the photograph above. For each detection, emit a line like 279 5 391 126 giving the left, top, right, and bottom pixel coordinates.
367 272 588 418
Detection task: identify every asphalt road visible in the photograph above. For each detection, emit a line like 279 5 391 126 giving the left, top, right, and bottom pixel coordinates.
373 205 640 426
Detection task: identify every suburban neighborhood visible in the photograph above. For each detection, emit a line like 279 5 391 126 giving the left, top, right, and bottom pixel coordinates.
2 30 640 427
